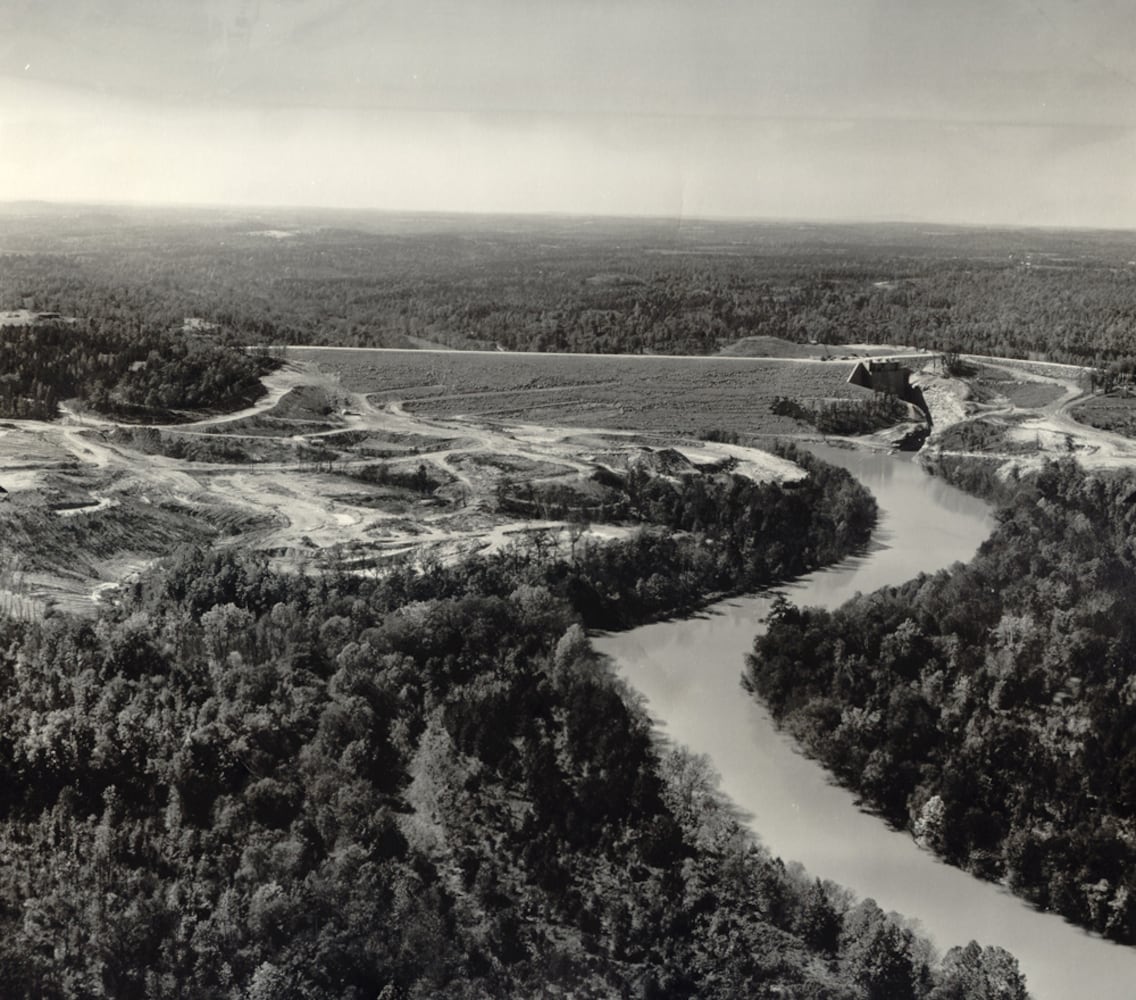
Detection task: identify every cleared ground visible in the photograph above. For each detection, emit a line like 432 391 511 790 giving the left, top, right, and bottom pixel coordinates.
0 341 1125 616
919 356 1136 478
291 346 897 436
0 351 821 614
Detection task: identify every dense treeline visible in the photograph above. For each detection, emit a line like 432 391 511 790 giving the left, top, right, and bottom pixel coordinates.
613 447 879 609
0 506 1028 998
498 445 878 570
919 453 1025 506
365 444 878 630
0 318 272 421
746 458 1136 943
771 394 911 434
3 208 1136 363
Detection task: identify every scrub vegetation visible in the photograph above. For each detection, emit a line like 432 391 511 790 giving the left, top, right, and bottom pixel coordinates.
301 346 877 438
1071 393 1136 439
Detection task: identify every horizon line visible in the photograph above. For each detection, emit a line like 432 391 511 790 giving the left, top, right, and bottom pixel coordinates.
2 197 1135 236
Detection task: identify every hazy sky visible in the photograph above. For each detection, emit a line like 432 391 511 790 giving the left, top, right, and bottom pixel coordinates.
3 0 1136 226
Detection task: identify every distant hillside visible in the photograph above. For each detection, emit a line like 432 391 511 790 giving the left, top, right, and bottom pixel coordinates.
717 335 833 358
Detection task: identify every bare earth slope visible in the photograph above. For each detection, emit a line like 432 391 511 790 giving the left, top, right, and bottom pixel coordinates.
3 343 1121 615
0 351 823 614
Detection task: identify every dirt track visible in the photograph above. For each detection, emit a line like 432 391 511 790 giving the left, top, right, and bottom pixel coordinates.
0 359 806 612
921 356 1136 471
1 348 1131 614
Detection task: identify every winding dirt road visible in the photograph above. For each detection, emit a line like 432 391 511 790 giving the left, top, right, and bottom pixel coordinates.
923 356 1136 470
3 348 1132 613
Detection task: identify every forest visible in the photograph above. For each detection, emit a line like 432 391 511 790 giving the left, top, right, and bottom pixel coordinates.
373 444 880 630
2 206 1136 365
745 458 1136 944
0 318 272 421
1 201 1106 997
0 464 1025 998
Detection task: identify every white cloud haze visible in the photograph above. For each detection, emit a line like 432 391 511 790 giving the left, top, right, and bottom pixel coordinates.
3 0 1136 225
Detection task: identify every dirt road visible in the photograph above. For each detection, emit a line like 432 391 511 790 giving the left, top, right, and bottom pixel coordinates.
923 356 1136 470
0 356 811 611
3 347 1132 614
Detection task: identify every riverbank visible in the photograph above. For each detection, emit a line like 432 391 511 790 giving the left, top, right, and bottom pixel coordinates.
595 445 1136 1000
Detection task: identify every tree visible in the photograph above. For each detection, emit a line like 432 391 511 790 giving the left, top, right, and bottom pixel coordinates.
841 900 919 1000
796 878 842 955
930 941 1029 1000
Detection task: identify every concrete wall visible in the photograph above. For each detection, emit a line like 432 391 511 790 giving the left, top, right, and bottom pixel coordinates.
847 360 932 424
847 360 910 395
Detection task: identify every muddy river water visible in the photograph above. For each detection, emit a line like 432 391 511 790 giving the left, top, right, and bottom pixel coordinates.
593 444 1136 1000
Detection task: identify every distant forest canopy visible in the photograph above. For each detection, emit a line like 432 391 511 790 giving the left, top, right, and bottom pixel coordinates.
0 319 273 421
746 458 1136 945
0 462 1025 998
1 206 1135 364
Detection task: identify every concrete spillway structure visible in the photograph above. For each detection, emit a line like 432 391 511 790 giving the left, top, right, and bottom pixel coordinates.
848 359 932 426
848 359 911 396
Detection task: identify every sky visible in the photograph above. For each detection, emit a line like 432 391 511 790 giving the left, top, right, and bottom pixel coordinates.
2 0 1136 227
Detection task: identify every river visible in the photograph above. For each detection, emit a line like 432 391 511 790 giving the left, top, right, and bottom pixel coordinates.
593 443 1136 1000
